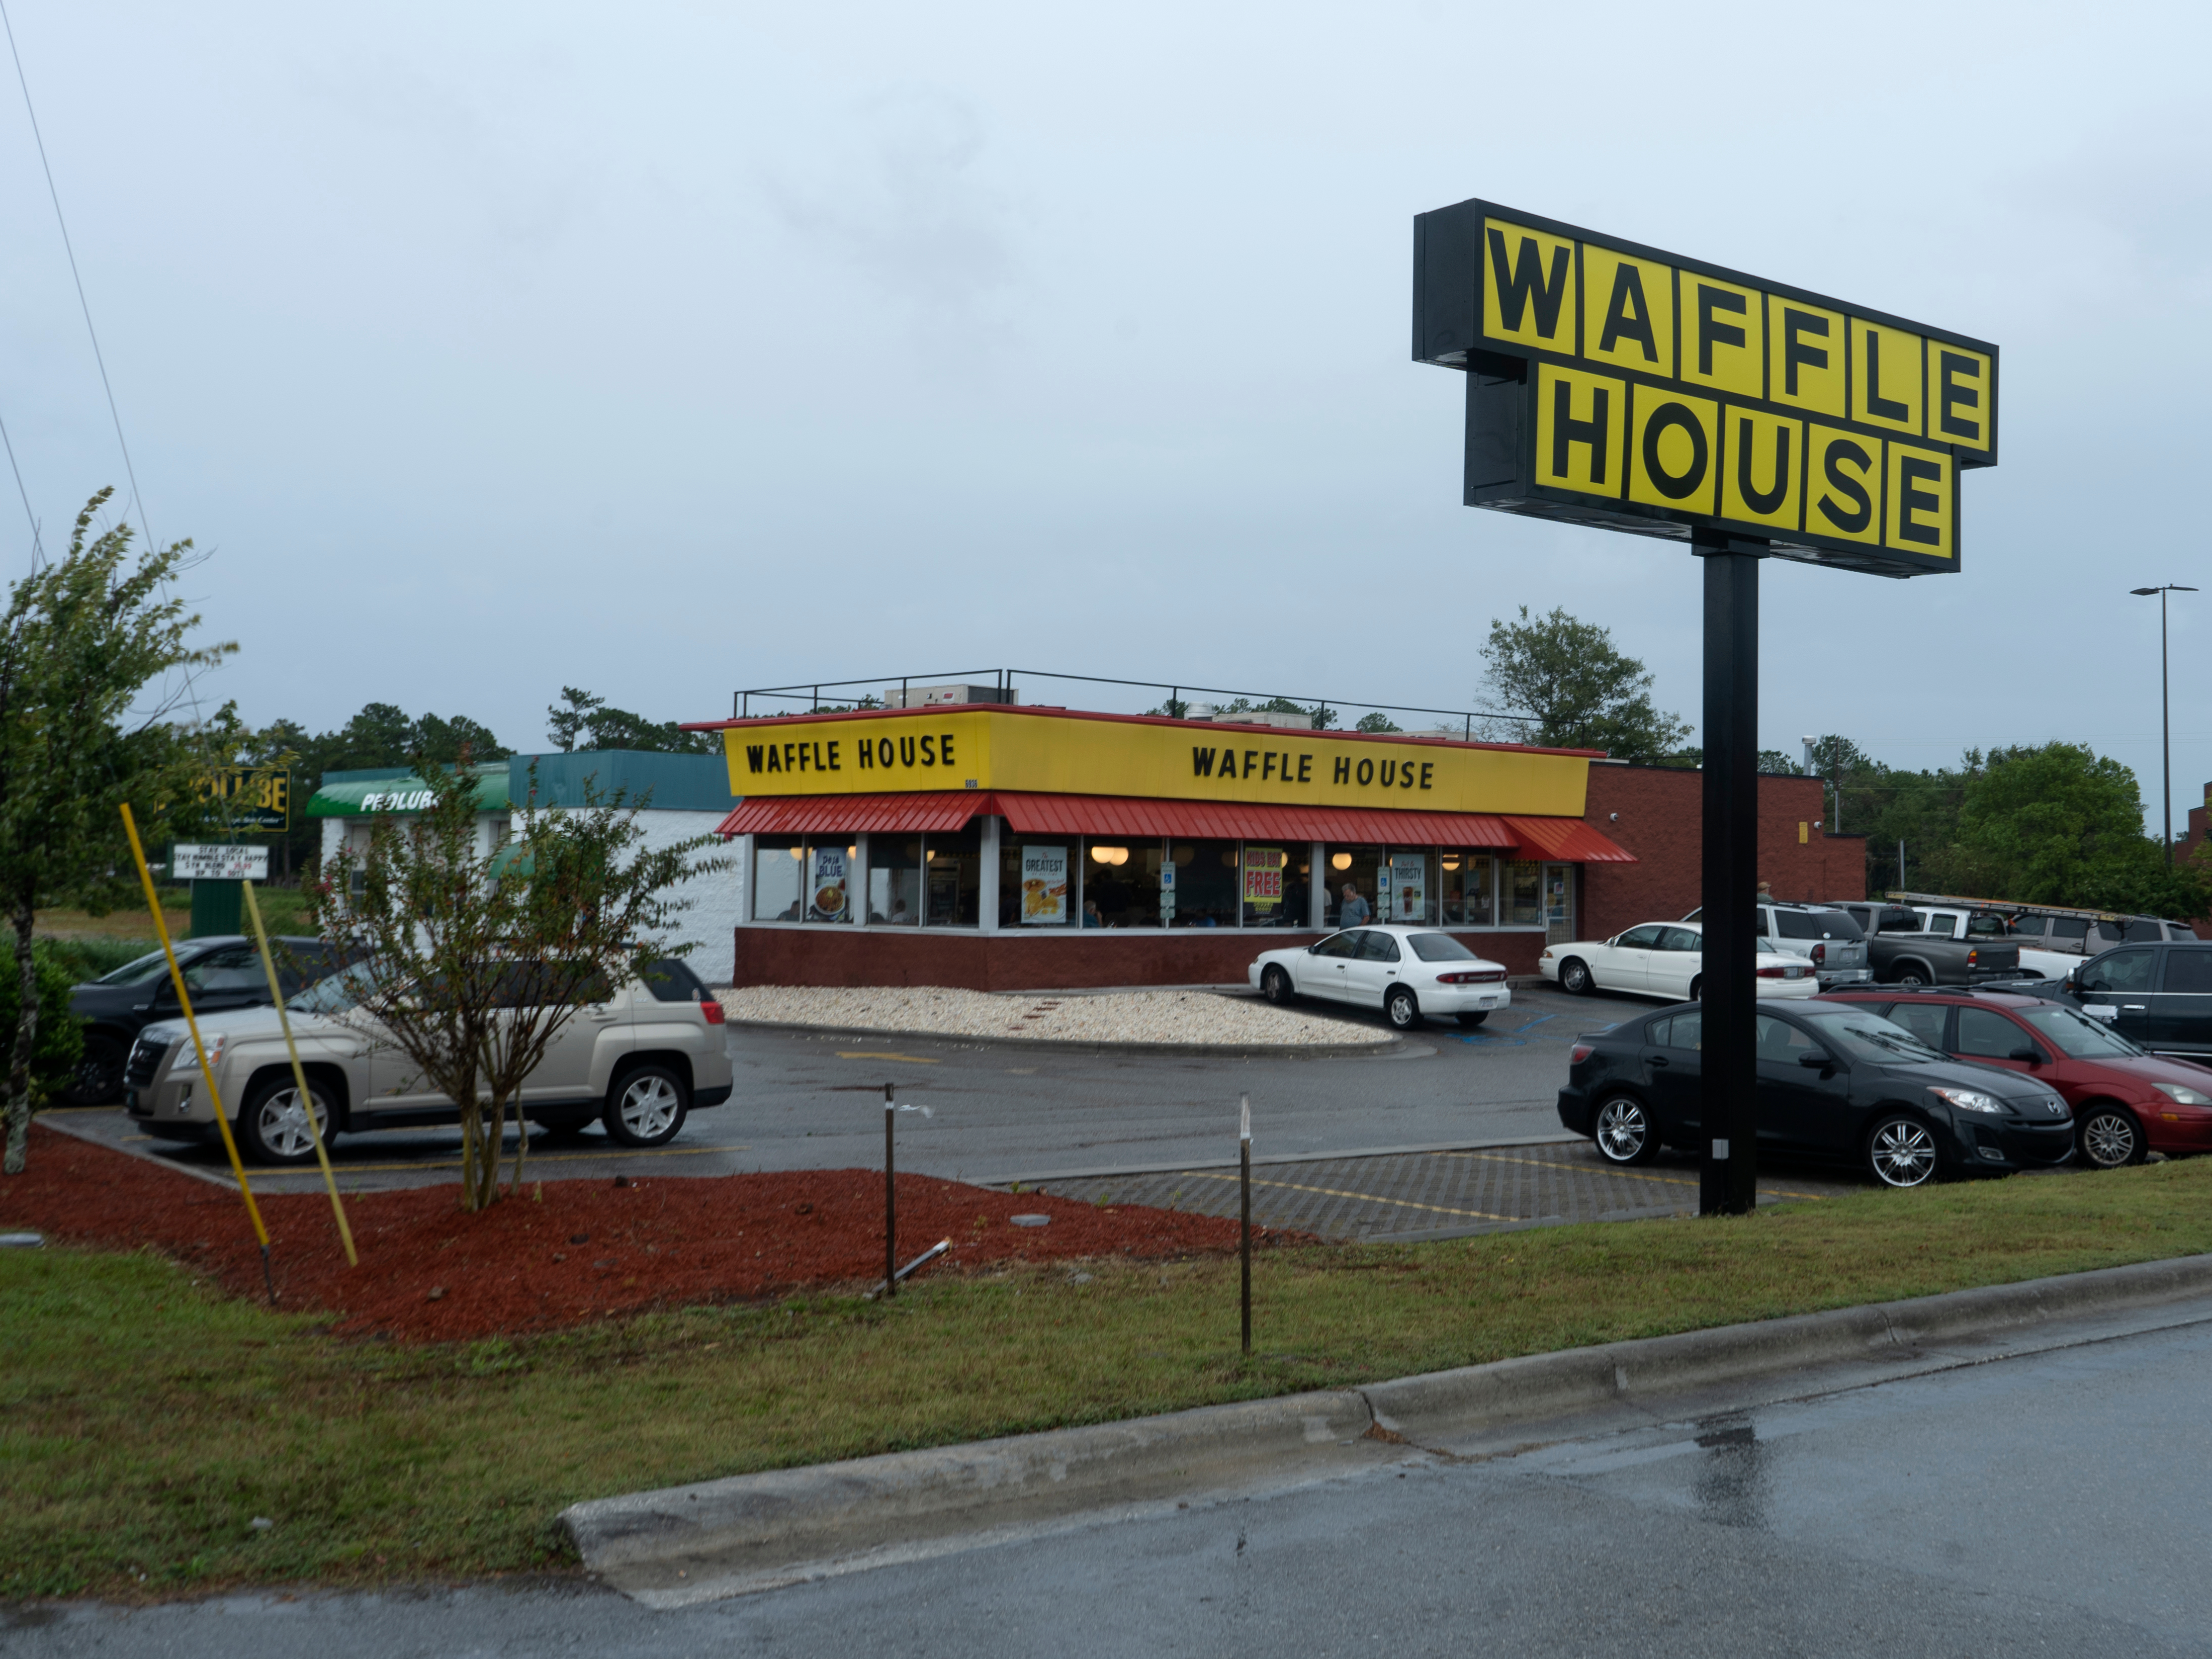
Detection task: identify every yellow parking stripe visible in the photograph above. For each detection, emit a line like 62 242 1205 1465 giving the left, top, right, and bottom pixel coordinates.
1176 1168 1512 1224
1436 1148 1828 1200
836 1051 942 1064
203 1144 746 1179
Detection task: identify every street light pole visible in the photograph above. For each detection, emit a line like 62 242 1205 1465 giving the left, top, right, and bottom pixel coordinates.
2132 585 2197 865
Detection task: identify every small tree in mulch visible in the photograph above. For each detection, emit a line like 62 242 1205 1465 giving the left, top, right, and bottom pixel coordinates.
304 751 726 1212
0 490 233 1176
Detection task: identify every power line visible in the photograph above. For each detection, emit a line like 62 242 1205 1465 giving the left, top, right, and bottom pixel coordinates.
0 412 42 566
0 0 150 546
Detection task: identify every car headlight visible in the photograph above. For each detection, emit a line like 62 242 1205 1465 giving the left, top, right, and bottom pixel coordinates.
2156 1083 2212 1107
1928 1085 2001 1115
1540 948 1554 961
181 1031 223 1070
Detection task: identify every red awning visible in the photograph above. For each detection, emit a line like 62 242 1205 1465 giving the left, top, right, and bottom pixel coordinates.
716 791 1635 862
1502 814 1638 863
990 793 1520 846
715 792 995 837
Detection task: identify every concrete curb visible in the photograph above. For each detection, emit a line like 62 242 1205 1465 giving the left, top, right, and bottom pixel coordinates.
562 1252 2212 1604
719 1016 1400 1060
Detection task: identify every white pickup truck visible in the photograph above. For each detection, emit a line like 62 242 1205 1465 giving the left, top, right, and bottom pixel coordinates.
1910 906 2079 980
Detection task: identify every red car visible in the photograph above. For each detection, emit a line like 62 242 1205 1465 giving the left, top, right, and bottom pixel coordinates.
1821 989 2212 1169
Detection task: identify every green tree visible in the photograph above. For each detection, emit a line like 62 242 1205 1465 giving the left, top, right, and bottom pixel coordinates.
0 941 83 1106
0 492 232 1174
1355 712 1403 733
1955 743 2208 917
1757 750 1804 775
1479 606 1691 762
304 752 728 1211
546 686 714 754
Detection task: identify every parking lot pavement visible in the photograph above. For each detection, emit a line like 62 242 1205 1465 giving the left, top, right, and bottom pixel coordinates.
1001 1143 1856 1242
49 986 1651 1195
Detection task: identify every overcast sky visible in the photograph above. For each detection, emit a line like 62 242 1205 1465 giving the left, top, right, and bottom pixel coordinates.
1 2 2205 831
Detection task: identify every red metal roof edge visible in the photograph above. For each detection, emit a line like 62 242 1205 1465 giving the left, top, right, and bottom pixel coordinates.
682 703 1603 759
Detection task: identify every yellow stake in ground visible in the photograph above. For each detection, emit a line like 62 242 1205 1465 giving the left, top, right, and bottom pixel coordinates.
117 804 276 1296
240 878 357 1266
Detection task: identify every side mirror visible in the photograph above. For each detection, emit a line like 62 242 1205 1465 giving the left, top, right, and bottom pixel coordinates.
1304 945 1318 954
1798 1049 1834 1069
2010 1046 2042 1064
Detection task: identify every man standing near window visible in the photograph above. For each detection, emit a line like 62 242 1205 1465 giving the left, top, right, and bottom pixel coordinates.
1339 882 1370 928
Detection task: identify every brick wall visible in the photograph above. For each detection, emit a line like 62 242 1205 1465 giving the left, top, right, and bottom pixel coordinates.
1582 764 1866 941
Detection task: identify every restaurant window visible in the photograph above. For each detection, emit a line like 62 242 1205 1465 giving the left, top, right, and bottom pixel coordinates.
1504 860 1544 928
923 825 981 926
869 837 923 924
1083 838 1160 927
1166 840 1238 928
1442 852 1495 927
1240 844 1297 928
1544 862 1574 943
1002 837 1075 927
804 839 856 923
1382 849 1437 926
753 836 804 921
1323 847 1381 930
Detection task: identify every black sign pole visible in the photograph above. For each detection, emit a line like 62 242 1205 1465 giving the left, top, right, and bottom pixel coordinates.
1697 533 1762 1217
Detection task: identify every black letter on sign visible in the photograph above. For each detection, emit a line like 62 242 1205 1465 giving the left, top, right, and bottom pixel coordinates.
1192 746 1217 777
939 732 954 767
1817 438 1873 533
1697 285 1746 375
1896 457 1943 545
1551 379 1610 482
1736 419 1791 515
920 736 936 766
1599 263 1658 362
1486 228 1570 338
1938 351 1981 441
1356 758 1374 787
899 737 916 766
1332 756 1350 784
857 738 873 768
745 744 765 774
1782 308 1829 395
1641 402 1708 500
1864 332 1909 421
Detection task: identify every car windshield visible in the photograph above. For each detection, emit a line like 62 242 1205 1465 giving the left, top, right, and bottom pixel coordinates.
1796 1008 1950 1066
1407 933 1477 963
96 948 176 986
287 958 374 1015
2017 1004 2146 1059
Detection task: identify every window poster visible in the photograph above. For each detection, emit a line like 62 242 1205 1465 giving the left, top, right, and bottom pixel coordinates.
1021 844 1070 925
1242 846 1284 910
1390 853 1427 921
810 845 848 920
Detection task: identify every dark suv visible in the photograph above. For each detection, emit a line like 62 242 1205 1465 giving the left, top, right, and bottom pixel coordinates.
2070 941 2212 1059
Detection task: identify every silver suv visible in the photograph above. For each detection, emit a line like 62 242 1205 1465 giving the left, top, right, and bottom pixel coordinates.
123 956 734 1164
1682 902 1872 989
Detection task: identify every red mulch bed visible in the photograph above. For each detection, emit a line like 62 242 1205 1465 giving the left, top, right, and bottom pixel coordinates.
1 1122 1270 1343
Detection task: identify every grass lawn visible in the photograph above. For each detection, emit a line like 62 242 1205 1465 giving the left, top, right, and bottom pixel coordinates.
36 885 318 977
9 1157 2212 1601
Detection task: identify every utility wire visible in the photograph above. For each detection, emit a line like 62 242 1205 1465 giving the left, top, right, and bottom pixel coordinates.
0 0 150 547
0 412 42 566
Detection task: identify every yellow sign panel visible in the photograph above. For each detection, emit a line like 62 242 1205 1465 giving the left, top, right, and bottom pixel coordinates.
1767 298 1844 417
1679 275 1762 400
1582 245 1674 375
1628 386 1720 516
1482 218 1577 353
1929 343 1992 453
1721 406 1804 532
1806 423 1883 546
1849 317 1923 435
1885 442 1954 559
722 710 1591 818
1534 364 1624 498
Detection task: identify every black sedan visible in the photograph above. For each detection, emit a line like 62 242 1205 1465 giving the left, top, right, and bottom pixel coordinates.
64 935 334 1104
1556 1001 2077 1187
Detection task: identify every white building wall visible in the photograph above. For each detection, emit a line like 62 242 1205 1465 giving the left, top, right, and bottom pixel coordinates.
635 808 742 979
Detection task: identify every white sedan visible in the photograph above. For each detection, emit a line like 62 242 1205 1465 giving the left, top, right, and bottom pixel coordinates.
1251 924 1512 1031
1539 920 1818 1003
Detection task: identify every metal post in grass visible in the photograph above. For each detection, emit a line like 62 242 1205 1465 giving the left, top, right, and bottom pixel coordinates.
1240 1093 1253 1356
884 1082 897 1299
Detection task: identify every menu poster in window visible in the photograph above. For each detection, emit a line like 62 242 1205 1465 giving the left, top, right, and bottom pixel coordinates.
810 846 848 920
1160 857 1176 920
1242 846 1284 910
1545 866 1569 926
1390 853 1426 921
1020 845 1070 924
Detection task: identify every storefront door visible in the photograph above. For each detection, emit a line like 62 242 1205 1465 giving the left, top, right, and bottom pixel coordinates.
1544 863 1574 945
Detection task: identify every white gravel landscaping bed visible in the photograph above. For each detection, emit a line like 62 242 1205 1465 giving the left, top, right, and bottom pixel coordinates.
715 984 1392 1047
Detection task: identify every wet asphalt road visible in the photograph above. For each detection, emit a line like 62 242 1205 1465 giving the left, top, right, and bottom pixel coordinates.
59 986 1643 1192
15 1292 2212 1655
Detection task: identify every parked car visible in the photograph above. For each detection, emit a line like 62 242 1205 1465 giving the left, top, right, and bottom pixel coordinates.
1684 902 1872 989
123 956 733 1164
63 935 337 1105
1822 987 2212 1169
1825 902 2021 986
1885 893 2195 956
1539 920 1818 1003
1906 906 2079 979
2067 941 2212 1060
1556 1000 2076 1186
1251 925 1510 1030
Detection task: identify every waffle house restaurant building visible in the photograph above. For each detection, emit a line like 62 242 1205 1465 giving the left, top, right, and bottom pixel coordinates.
705 703 1636 990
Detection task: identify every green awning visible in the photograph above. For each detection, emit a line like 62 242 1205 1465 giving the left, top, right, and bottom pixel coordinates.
308 768 511 818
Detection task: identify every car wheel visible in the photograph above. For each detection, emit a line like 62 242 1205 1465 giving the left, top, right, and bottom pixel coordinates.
237 1074 336 1167
1457 1011 1488 1027
1893 964 1930 987
58 1028 128 1105
1260 966 1294 1006
1866 1113 1940 1188
1384 986 1421 1029
1688 976 1703 1002
1559 957 1594 996
1592 1094 1660 1165
604 1064 689 1148
2077 1103 2145 1170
